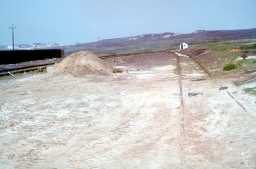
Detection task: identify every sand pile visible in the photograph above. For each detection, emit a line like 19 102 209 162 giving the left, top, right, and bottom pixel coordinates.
56 51 113 76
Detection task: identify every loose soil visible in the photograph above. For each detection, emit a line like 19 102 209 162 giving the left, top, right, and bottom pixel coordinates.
56 51 113 76
0 51 256 169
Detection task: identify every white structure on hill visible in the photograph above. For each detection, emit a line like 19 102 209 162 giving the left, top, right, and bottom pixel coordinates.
179 42 189 50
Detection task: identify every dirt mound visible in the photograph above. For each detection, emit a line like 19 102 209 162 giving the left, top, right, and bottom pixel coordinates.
182 48 207 56
56 51 113 76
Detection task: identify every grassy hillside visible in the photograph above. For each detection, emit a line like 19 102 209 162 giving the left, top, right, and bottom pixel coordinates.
186 40 256 76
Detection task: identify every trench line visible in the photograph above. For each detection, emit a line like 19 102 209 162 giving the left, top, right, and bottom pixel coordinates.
226 91 248 112
175 52 186 169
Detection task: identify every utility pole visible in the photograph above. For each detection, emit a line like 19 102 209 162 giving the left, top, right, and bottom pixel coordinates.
9 24 16 50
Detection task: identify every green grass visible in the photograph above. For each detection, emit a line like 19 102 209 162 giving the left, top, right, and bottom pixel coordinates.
238 59 256 65
207 42 241 51
203 41 256 54
237 59 256 71
206 42 243 63
222 58 256 72
240 43 256 50
244 87 256 96
205 42 242 72
240 43 256 56
195 41 256 73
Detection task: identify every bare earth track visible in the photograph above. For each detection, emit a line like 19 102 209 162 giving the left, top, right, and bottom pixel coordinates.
0 51 256 169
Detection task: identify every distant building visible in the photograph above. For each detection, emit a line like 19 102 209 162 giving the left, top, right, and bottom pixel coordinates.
179 42 189 50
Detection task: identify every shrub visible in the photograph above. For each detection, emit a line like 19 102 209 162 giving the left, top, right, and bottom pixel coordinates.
241 52 248 60
223 63 237 71
113 67 124 73
240 43 256 50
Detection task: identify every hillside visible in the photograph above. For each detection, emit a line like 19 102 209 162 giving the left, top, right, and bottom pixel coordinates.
63 28 256 55
1 28 256 55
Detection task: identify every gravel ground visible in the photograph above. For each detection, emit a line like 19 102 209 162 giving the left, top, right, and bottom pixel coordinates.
0 52 256 169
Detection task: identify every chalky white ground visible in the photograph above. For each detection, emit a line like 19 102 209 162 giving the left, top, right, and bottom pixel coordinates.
0 53 256 169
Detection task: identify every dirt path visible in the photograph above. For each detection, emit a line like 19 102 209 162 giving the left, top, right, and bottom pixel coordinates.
0 51 256 169
176 53 256 169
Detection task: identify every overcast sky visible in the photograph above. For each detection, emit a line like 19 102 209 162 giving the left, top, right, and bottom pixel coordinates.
0 0 256 45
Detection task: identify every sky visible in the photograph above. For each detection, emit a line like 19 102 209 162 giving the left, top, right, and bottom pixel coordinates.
0 0 256 45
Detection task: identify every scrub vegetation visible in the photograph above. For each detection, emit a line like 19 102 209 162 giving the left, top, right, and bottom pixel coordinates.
244 87 256 95
196 41 256 74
